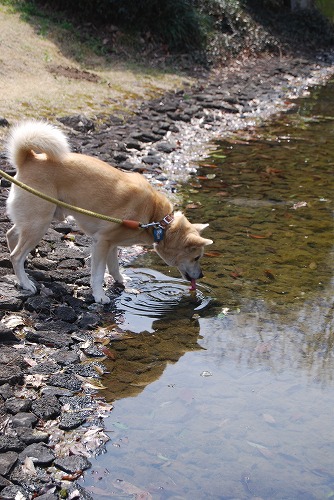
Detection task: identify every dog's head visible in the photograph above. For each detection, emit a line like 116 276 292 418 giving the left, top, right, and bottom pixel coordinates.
154 212 213 286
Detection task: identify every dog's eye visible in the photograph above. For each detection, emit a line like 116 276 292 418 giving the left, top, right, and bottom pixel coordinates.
194 256 200 261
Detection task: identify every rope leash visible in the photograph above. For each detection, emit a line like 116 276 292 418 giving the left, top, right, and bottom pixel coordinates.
0 168 174 235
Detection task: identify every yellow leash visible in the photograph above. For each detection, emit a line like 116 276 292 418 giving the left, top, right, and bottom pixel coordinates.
0 167 141 229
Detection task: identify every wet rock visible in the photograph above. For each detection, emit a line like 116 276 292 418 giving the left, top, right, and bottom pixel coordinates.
54 455 91 473
50 348 80 366
59 394 96 411
29 361 60 375
18 442 55 465
41 386 74 398
0 451 18 476
48 373 82 392
58 412 87 430
31 395 61 420
10 412 38 428
65 364 100 378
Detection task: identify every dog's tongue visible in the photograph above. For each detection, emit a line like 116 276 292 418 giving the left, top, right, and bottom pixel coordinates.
189 279 197 291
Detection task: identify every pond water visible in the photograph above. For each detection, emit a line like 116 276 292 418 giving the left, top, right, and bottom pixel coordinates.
79 80 334 499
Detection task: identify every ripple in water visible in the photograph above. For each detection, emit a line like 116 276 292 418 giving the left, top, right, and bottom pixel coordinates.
113 268 212 333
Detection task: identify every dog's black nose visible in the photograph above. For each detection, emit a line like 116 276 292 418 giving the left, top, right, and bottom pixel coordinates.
198 270 204 279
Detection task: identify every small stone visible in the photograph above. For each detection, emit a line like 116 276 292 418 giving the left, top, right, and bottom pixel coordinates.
15 427 49 445
10 412 38 428
58 412 87 430
54 455 91 473
5 397 32 414
48 374 82 392
0 484 27 500
31 395 61 420
0 436 24 453
19 442 55 465
0 451 18 476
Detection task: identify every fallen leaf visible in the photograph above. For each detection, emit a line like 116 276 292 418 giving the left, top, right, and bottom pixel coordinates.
22 456 37 476
291 201 308 210
186 203 201 209
204 251 221 257
249 233 272 239
101 346 116 360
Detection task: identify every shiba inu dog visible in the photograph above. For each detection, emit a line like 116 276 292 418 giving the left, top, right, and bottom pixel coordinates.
5 121 213 303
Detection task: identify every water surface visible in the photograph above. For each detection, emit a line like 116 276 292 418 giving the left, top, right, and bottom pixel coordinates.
80 80 334 499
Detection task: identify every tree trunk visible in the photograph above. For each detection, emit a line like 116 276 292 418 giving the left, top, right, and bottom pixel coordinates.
291 0 314 9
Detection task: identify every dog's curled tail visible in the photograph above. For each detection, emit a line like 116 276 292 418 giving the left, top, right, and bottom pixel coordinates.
7 120 71 169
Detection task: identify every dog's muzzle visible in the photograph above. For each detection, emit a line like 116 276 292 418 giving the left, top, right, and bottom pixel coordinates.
185 271 203 281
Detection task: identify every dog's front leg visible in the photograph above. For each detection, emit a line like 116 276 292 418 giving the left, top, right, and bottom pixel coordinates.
106 246 124 285
90 238 111 304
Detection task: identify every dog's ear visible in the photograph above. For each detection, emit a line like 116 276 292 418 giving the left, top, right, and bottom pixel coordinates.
187 234 213 248
192 223 209 233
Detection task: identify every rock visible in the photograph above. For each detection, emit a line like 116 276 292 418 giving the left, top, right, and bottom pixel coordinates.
156 141 177 153
0 384 14 399
54 305 78 323
25 296 51 315
0 281 28 312
0 117 10 127
0 436 24 453
54 455 91 473
0 484 28 500
50 348 80 366
0 365 24 386
57 114 95 132
15 427 49 445
25 330 74 348
31 395 61 420
0 474 12 490
0 451 18 476
0 322 17 343
48 374 82 392
18 442 55 465
5 398 32 414
58 412 87 430
10 412 38 428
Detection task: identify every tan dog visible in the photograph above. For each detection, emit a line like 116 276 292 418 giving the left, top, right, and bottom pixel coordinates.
5 121 213 303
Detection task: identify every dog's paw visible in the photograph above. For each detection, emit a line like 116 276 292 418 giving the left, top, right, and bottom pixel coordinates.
94 293 111 305
20 280 37 294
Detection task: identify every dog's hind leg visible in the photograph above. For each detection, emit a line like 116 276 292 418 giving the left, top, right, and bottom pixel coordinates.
106 246 124 285
6 225 19 253
90 239 112 304
7 221 52 293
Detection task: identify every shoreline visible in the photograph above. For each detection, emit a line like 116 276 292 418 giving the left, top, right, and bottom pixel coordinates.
1 51 334 499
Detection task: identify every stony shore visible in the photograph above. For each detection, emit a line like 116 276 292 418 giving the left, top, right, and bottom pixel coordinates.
1 52 334 499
